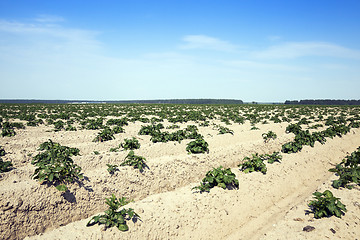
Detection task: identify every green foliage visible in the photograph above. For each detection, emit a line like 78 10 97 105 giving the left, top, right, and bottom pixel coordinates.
329 147 360 189
262 131 277 143
138 124 164 135
186 138 209 154
286 123 302 134
120 137 140 150
87 194 140 231
84 118 104 130
106 118 128 127
65 125 77 131
322 124 350 138
238 153 267 174
262 151 282 164
307 123 323 129
0 158 13 173
112 126 125 134
250 125 259 130
31 139 83 191
192 166 239 193
281 141 303 153
1 122 16 137
167 124 180 129
106 164 119 174
120 150 147 172
0 146 5 157
93 151 100 155
93 128 115 142
308 190 346 219
53 120 65 132
216 125 234 135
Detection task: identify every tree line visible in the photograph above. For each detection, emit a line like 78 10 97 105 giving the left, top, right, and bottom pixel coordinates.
285 99 360 105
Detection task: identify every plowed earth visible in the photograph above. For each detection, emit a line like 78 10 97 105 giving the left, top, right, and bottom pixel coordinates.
1 120 359 240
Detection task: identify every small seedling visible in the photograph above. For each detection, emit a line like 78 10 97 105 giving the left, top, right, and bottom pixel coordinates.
120 137 140 150
120 151 147 172
192 166 239 193
308 190 346 219
87 194 140 231
107 164 119 174
262 131 277 143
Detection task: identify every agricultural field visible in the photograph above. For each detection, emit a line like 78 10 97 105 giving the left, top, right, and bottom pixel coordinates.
0 103 360 240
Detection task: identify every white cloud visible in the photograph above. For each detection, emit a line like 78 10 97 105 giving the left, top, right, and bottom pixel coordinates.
252 42 360 59
34 14 65 23
267 35 281 41
0 19 100 45
179 35 238 52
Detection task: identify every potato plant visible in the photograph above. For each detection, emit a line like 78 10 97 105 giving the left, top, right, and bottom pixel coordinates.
31 140 83 191
0 158 13 173
93 128 115 142
186 138 209 154
106 164 119 174
1 122 16 137
120 150 147 172
0 146 5 156
120 137 140 150
308 190 346 219
87 194 140 231
329 147 360 189
262 131 277 143
192 166 239 193
238 153 267 174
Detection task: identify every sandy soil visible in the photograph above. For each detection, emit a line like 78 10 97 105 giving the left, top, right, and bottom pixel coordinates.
1 120 359 240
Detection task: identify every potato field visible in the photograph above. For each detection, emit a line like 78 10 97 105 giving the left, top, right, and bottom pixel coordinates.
0 103 359 239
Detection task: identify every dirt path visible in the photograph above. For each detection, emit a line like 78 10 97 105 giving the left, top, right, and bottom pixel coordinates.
25 129 360 240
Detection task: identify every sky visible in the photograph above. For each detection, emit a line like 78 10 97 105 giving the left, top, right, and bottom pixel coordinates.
0 0 359 102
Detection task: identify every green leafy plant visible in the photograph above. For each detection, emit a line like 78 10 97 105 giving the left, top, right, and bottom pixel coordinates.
87 194 140 231
110 147 119 152
93 127 115 142
238 153 267 174
262 151 282 164
65 125 77 131
286 123 302 134
308 190 346 219
186 138 209 154
120 137 140 150
250 125 259 130
31 140 83 191
53 120 65 132
167 124 180 129
1 122 16 137
0 146 5 156
217 125 234 135
329 164 360 189
329 147 360 189
93 151 100 155
262 131 277 143
112 126 125 134
120 150 147 172
192 166 239 193
106 164 119 174
0 158 13 173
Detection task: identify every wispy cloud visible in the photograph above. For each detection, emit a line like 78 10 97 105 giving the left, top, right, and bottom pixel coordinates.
34 14 65 23
179 35 238 52
0 19 101 52
267 35 281 41
252 41 360 59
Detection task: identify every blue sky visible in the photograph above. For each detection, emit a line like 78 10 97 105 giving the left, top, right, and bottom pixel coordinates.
0 0 359 102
